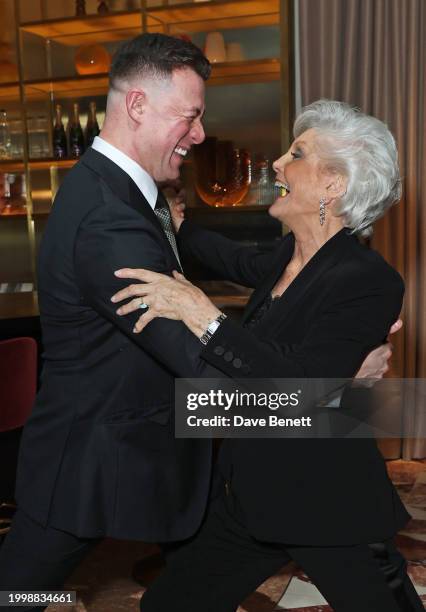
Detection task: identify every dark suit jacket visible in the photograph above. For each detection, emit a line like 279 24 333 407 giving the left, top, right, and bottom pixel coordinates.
16 149 222 542
178 221 410 545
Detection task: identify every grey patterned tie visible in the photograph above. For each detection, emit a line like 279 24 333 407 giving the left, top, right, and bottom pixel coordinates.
154 191 182 270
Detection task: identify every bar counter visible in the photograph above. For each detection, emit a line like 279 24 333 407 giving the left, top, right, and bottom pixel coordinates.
0 291 39 321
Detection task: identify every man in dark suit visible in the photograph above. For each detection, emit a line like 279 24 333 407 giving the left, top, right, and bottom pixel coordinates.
0 32 395 611
0 33 225 607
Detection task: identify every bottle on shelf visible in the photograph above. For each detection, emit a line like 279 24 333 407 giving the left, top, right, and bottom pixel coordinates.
85 101 100 148
97 0 109 14
75 0 86 16
0 109 12 160
53 104 68 160
246 154 274 206
68 102 85 159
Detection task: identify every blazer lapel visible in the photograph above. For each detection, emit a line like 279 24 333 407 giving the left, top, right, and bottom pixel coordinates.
243 229 355 328
242 234 295 325
130 182 184 273
82 148 182 271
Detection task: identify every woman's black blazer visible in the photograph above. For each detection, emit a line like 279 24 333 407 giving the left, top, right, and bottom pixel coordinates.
178 221 410 546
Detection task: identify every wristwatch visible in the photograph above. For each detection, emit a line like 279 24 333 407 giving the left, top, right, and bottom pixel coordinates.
199 313 227 346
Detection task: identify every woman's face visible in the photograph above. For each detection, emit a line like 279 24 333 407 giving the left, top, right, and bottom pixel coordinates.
270 128 328 225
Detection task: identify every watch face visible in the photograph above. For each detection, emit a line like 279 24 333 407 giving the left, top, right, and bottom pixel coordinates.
207 320 220 334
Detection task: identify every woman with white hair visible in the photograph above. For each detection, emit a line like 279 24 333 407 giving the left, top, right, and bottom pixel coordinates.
112 100 423 611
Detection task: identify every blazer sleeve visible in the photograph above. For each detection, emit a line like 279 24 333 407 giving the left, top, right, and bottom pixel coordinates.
74 201 224 379
177 220 280 288
200 270 404 379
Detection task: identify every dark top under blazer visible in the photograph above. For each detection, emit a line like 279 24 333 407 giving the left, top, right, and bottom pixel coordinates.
15 149 225 541
178 220 410 546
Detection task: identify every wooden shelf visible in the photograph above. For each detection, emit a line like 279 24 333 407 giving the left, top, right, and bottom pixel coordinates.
0 81 20 100
29 158 77 170
209 58 280 86
0 159 25 172
0 159 79 172
24 58 279 98
148 0 279 35
20 10 142 46
0 206 27 217
20 0 279 46
25 74 110 98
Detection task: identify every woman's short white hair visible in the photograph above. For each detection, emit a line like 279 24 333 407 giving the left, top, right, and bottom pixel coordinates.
293 99 401 236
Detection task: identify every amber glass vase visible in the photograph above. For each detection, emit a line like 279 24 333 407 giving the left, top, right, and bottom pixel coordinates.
195 137 251 207
75 44 111 75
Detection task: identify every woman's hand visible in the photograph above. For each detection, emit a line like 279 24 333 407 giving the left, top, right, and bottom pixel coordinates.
112 268 221 336
162 182 186 233
355 318 403 379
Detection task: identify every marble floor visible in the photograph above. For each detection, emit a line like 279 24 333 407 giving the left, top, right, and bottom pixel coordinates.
46 460 426 612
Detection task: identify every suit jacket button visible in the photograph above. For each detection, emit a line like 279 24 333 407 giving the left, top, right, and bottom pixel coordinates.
224 350 234 362
232 358 242 369
241 364 251 374
214 345 225 356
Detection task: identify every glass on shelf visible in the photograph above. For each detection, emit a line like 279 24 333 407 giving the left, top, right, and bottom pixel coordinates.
28 116 50 159
8 118 24 160
195 137 251 207
0 172 27 215
244 154 274 206
0 110 12 160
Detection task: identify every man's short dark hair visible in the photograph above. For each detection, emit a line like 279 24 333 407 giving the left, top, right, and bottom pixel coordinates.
109 33 211 88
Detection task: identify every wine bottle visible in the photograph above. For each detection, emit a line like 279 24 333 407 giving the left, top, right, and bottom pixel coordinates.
97 1 109 14
68 102 85 159
85 101 100 148
52 104 68 159
0 109 12 160
75 0 86 16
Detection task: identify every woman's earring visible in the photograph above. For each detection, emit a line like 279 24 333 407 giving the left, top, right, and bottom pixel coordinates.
319 197 326 226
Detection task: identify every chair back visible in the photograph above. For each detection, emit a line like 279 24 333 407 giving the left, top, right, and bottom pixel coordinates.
0 337 37 433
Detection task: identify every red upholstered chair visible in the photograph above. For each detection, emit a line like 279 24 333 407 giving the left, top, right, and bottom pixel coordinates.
0 337 37 538
0 337 37 433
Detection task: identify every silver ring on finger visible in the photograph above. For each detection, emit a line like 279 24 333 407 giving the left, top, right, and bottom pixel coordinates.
138 299 149 310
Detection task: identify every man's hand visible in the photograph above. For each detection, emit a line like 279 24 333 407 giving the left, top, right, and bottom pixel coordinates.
162 181 186 232
355 319 403 379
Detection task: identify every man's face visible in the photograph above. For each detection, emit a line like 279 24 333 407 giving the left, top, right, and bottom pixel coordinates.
136 68 206 182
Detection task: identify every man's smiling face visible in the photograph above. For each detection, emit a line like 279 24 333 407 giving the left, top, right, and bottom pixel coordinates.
137 67 206 182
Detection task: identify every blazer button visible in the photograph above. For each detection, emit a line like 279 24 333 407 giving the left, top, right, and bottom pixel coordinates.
224 350 234 362
213 345 225 356
232 358 242 369
241 364 251 374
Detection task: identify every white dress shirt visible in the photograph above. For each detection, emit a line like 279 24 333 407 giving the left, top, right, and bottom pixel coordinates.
91 136 158 210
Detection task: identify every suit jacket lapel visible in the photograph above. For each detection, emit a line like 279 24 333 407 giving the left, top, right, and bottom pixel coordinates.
81 149 182 271
242 234 295 325
243 229 355 328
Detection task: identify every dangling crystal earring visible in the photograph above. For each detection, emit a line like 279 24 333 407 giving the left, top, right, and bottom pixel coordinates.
319 197 326 226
